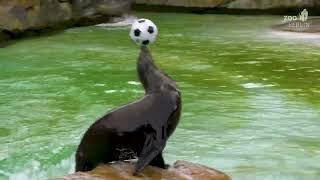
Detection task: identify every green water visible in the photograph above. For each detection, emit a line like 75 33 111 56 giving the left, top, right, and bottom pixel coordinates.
1 13 320 180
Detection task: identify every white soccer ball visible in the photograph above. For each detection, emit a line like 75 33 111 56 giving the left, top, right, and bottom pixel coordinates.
129 19 158 46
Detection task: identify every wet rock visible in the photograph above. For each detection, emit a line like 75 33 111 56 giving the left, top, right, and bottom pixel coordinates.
221 0 320 10
96 15 137 28
134 0 320 13
0 0 132 39
135 0 224 8
135 0 320 9
51 160 231 180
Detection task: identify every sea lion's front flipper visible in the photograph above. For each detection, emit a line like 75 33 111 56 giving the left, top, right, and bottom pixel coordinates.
132 93 178 175
134 129 167 175
149 153 166 168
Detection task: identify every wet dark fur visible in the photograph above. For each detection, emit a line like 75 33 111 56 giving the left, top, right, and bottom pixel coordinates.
75 47 181 175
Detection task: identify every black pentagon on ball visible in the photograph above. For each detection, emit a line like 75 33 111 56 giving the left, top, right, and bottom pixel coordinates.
134 29 141 37
138 19 145 23
147 26 154 34
142 40 150 45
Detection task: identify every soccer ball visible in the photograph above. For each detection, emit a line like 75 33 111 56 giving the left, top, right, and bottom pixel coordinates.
129 19 158 46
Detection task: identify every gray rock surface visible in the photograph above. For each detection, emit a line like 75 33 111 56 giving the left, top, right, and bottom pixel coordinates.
135 0 320 9
0 0 131 41
221 0 320 9
135 0 224 8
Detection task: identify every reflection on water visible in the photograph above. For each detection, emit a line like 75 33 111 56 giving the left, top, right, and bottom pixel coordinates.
0 13 319 179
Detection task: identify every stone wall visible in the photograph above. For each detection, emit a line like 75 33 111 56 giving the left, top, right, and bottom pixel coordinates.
135 0 320 9
135 0 224 8
1 0 319 44
222 0 320 9
0 0 132 42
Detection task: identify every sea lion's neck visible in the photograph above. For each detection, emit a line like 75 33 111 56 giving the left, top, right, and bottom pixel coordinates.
137 47 164 93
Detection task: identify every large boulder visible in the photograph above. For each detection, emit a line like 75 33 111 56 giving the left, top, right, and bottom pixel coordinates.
221 0 320 9
135 0 225 8
51 160 231 180
0 0 131 40
134 0 320 10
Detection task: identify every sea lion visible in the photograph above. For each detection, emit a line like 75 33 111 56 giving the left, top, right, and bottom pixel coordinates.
75 46 181 175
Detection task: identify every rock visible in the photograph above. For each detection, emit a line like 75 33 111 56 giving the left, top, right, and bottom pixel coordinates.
134 0 320 13
95 15 137 28
0 0 132 40
135 0 225 8
0 31 10 46
221 0 320 9
50 160 231 180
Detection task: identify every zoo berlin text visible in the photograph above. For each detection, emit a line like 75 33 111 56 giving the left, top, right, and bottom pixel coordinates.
283 9 312 29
